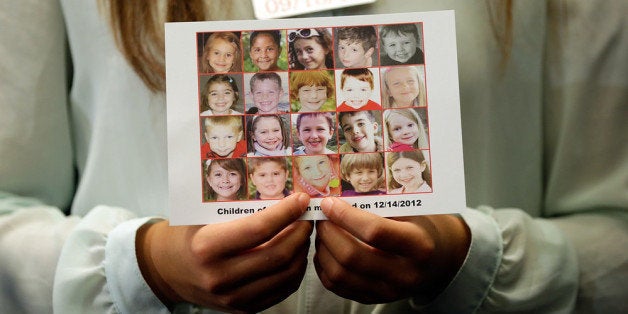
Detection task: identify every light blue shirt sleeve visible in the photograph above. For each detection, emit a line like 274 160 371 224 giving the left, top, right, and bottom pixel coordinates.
406 207 578 313
412 208 503 313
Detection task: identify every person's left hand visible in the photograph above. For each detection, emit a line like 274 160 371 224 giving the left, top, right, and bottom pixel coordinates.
314 197 470 304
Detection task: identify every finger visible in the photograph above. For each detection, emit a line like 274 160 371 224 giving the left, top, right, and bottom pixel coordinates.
320 197 431 257
199 192 310 255
317 220 428 292
314 240 368 298
206 241 310 312
209 220 313 292
314 237 399 304
316 221 395 275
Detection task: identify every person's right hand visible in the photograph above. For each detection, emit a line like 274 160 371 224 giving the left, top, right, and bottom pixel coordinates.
136 192 313 313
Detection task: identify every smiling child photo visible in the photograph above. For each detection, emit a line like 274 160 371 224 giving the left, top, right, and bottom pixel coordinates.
198 31 243 73
204 158 247 201
288 28 334 70
199 74 244 115
247 156 292 200
292 112 338 155
340 153 386 196
384 108 429 151
386 149 432 194
338 110 384 153
379 23 424 66
293 154 341 197
289 70 336 112
243 29 288 72
335 67 382 111
381 65 427 108
245 72 290 114
246 114 292 156
201 115 247 158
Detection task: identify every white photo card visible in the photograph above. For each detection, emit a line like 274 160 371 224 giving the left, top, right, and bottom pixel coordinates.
166 11 466 225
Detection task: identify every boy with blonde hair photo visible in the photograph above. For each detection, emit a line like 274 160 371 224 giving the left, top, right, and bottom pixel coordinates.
200 115 247 158
246 72 289 114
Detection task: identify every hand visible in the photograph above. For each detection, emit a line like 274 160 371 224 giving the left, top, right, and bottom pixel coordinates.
136 192 313 313
315 197 470 304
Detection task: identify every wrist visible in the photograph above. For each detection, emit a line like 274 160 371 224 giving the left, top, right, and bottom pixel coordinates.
136 220 183 309
420 214 471 300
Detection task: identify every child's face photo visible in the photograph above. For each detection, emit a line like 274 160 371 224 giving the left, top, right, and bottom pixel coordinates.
382 33 418 64
250 161 288 199
250 33 280 71
385 68 419 107
207 82 236 114
294 38 328 69
207 163 242 200
342 76 372 109
347 167 380 193
390 157 426 192
297 115 333 154
205 126 243 157
337 39 373 68
341 112 378 152
252 79 282 114
252 117 283 151
387 112 420 145
207 39 236 73
298 155 332 190
297 85 327 111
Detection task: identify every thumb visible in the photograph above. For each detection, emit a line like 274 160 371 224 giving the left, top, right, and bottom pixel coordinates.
199 192 310 254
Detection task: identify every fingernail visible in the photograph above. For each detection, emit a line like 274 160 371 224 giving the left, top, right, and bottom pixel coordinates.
320 197 334 211
296 192 309 206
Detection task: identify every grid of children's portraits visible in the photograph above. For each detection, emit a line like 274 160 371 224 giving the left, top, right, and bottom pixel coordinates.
197 23 433 202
